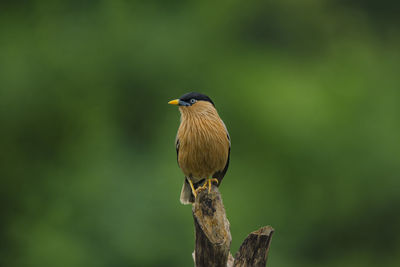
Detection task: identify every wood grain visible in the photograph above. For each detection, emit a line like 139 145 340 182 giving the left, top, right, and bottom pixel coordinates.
192 186 231 267
191 186 274 267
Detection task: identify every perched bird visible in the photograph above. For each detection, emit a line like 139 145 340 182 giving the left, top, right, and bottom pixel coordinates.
168 92 231 204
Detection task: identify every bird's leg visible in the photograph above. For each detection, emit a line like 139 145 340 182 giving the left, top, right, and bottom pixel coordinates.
196 178 219 194
195 179 208 193
188 178 197 198
208 178 219 193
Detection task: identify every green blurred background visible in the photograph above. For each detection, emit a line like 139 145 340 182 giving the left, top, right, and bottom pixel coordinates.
1 0 400 266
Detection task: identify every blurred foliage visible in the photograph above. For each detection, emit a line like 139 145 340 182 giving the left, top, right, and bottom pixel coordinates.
1 0 400 266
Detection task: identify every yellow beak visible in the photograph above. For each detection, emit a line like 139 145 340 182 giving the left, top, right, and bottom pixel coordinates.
168 99 179 105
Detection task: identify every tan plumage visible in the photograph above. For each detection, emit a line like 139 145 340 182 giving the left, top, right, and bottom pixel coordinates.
177 101 229 180
169 92 230 204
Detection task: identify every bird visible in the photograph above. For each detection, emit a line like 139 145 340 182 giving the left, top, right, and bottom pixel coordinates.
168 92 231 204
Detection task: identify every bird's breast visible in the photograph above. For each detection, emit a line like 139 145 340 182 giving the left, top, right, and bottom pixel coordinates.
177 117 229 181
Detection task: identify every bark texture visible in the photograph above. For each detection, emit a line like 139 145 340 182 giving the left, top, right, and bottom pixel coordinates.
233 226 274 267
191 186 274 267
192 186 231 267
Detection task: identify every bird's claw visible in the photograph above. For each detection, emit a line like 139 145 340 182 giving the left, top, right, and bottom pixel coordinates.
208 178 219 193
196 178 219 195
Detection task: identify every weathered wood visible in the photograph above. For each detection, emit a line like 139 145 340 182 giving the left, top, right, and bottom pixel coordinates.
192 186 231 267
233 226 274 267
191 185 274 267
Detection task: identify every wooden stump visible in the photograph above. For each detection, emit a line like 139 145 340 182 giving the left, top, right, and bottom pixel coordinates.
233 226 274 267
191 186 274 267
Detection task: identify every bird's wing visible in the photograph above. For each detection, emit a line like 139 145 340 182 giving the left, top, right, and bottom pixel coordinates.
213 120 231 181
175 136 180 167
222 120 231 147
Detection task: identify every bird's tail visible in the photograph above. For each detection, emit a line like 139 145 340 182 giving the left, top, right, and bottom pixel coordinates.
180 178 195 205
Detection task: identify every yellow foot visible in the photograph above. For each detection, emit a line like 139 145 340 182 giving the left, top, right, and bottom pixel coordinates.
188 179 197 198
196 178 219 195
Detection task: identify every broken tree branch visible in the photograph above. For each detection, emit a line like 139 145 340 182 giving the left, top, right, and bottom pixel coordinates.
191 186 274 267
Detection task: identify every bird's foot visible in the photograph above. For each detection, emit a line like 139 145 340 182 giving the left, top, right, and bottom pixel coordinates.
196 178 219 195
207 178 219 193
188 179 197 198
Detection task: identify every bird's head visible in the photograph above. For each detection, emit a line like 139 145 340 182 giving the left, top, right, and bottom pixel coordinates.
168 92 215 114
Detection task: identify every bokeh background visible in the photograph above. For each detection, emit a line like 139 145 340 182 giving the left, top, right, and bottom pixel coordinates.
1 1 400 266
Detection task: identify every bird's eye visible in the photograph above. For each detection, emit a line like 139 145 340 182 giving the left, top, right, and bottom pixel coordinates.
190 99 197 104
